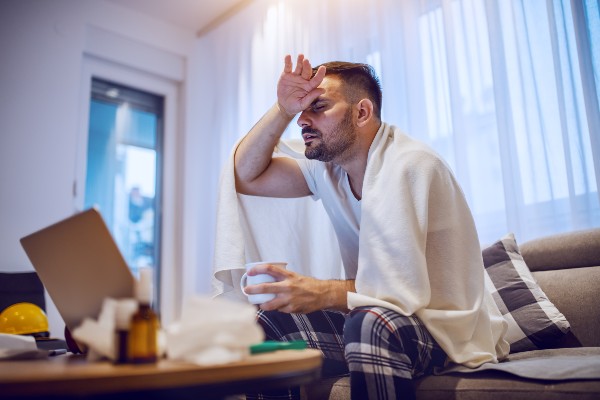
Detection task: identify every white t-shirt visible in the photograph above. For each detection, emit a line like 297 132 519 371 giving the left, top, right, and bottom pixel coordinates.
295 159 361 278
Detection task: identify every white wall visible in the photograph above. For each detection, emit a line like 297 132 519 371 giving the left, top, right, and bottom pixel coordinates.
0 0 208 338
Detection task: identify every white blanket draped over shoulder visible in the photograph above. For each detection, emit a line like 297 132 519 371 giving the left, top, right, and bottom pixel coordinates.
212 123 509 367
349 123 508 367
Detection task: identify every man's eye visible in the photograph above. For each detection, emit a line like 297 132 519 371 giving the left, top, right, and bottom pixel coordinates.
312 104 324 111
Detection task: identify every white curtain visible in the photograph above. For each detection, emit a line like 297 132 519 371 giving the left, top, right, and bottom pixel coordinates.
194 0 599 289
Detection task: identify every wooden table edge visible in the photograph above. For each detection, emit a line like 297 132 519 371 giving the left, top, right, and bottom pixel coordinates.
0 348 323 397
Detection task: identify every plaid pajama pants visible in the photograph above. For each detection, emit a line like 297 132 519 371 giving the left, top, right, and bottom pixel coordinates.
247 306 447 400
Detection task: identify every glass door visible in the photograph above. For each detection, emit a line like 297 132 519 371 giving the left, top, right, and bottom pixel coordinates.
84 78 163 301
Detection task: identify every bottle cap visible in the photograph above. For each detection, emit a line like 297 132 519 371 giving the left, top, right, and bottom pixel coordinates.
135 267 153 304
115 299 138 330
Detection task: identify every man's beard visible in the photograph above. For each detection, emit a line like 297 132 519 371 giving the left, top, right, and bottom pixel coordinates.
304 109 356 162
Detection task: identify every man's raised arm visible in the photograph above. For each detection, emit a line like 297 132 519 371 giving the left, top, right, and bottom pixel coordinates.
234 54 326 198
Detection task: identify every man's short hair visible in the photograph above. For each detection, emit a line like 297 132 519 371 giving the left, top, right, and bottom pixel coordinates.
313 61 382 120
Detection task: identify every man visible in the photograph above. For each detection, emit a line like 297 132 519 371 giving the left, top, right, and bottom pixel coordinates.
234 54 508 399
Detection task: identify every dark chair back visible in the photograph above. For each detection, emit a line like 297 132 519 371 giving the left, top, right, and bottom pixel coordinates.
0 271 46 312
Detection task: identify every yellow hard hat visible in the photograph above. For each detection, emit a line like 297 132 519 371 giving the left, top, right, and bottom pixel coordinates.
0 302 49 336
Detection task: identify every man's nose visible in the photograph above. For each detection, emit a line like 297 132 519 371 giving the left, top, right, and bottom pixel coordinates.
297 111 310 128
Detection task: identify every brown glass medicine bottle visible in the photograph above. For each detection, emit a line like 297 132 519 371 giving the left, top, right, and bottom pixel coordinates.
128 267 160 363
114 300 137 364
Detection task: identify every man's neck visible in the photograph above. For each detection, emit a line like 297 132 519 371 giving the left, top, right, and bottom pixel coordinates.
336 121 381 200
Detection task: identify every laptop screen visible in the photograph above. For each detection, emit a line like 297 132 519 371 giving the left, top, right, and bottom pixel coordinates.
20 208 134 332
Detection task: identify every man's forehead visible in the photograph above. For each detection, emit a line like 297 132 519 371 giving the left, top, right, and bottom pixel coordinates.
316 75 344 99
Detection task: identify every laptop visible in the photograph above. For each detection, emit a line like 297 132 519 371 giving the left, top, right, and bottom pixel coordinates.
20 208 135 333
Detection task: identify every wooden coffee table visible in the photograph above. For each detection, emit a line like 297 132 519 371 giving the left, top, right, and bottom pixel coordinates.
0 349 322 399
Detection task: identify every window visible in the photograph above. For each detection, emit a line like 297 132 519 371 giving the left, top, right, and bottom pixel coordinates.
412 0 600 242
84 78 163 303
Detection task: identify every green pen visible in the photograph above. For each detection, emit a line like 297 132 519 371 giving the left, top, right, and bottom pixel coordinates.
250 340 307 354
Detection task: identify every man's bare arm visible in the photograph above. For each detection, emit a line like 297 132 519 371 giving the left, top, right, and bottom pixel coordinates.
234 103 310 197
234 54 326 198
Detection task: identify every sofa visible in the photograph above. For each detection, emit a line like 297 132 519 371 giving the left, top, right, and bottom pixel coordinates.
303 228 600 399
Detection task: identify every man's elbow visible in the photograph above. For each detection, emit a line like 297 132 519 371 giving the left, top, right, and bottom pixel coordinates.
234 171 253 195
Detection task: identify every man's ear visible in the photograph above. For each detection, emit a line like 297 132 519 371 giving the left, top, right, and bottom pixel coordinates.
355 99 374 127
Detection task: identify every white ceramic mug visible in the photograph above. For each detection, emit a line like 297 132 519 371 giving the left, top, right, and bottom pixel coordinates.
240 261 287 304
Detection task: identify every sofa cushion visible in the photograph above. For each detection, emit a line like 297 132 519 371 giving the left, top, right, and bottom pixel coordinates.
310 348 600 399
533 266 600 347
310 369 600 400
415 373 600 400
520 228 600 271
483 233 570 353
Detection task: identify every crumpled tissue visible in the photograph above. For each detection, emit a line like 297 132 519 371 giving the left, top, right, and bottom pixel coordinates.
165 296 264 366
0 333 44 360
71 297 139 361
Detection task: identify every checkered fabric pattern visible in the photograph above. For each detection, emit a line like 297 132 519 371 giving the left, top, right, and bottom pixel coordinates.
246 307 446 400
344 307 447 400
483 233 571 353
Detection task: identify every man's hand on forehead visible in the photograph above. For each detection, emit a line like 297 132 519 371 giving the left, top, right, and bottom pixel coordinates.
277 54 326 116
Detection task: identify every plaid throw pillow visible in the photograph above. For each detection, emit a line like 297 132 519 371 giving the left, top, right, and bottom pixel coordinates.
483 233 570 353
